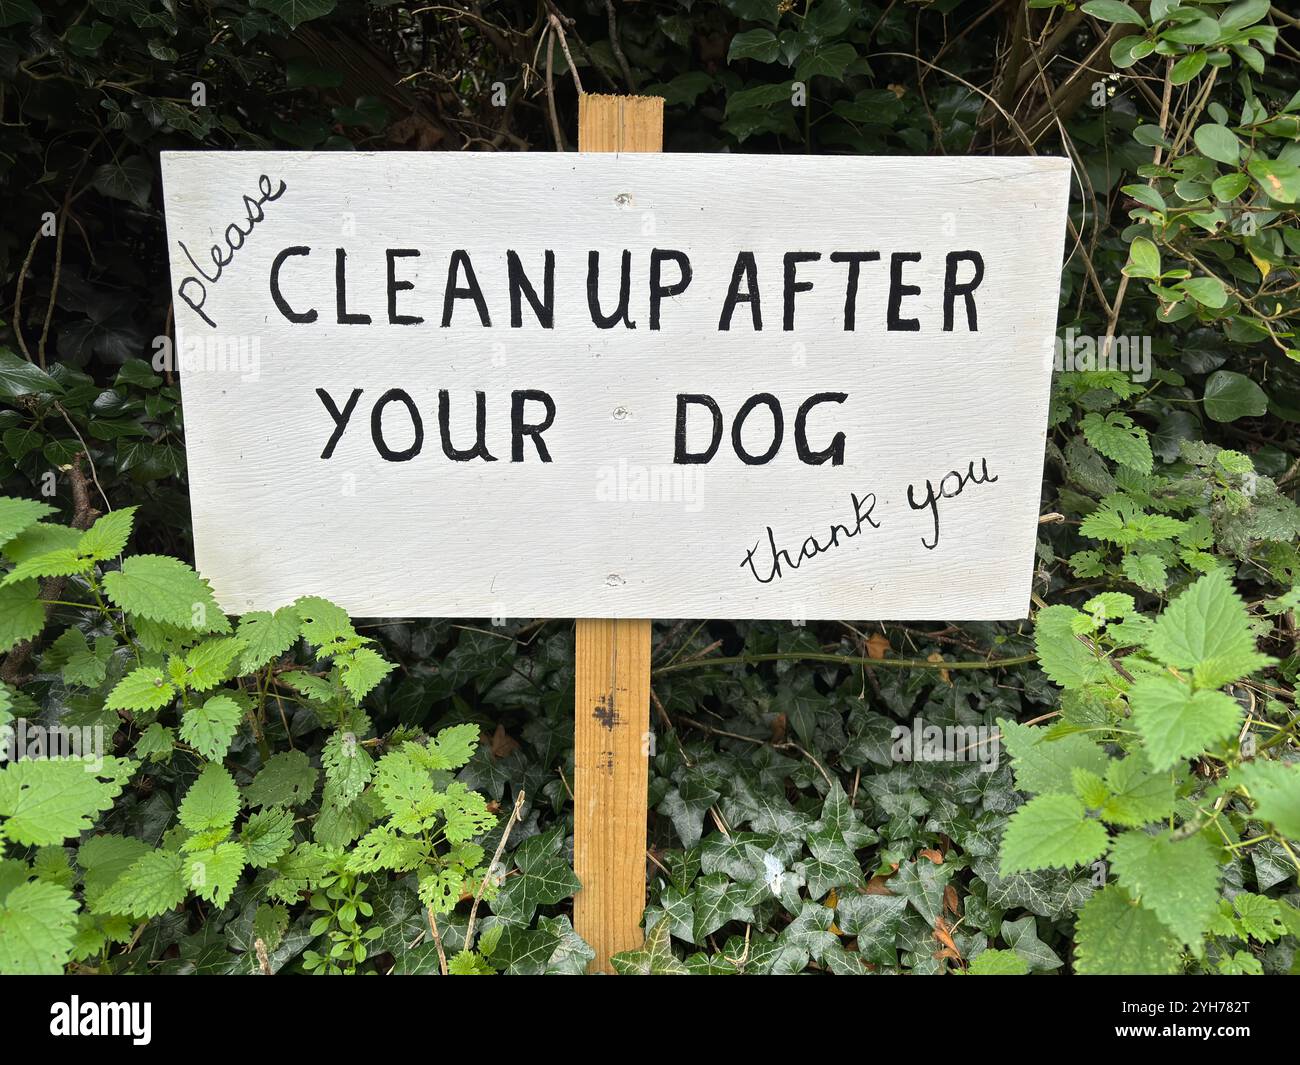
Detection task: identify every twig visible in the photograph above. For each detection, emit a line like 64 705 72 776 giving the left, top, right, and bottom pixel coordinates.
547 12 583 96
603 0 636 90
425 907 449 975
463 789 526 952
543 29 567 151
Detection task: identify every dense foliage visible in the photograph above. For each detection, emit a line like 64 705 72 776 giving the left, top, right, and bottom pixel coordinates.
1 0 1297 974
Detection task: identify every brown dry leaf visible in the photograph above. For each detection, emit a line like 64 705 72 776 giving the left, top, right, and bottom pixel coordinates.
928 651 951 685
944 884 961 917
865 633 891 660
865 874 895 895
770 712 788 744
918 847 944 865
488 723 520 759
932 916 963 962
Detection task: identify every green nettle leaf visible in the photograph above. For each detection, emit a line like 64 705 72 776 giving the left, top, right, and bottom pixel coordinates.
1 547 94 585
179 694 243 761
179 637 243 692
0 880 79 975
1229 761 1300 839
0 496 56 547
1192 124 1240 165
1108 831 1221 945
1130 677 1241 771
1033 605 1111 689
1122 236 1161 279
967 948 1029 975
103 555 225 631
244 750 318 808
321 730 374 805
999 718 1111 796
0 579 45 653
1081 412 1153 473
1074 884 1181 974
0 760 123 846
999 795 1109 874
94 849 188 919
1099 758 1175 826
77 506 136 561
1142 570 1256 668
185 841 246 907
105 666 176 712
1202 370 1268 423
235 606 301 673
177 764 241 833
338 647 395 702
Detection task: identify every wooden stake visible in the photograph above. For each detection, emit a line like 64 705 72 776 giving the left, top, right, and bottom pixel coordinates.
573 93 662 973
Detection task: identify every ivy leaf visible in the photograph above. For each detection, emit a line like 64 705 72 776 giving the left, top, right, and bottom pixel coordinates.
77 507 136 561
1202 370 1268 422
177 764 241 834
1074 884 1181 974
1109 830 1220 946
94 849 188 919
999 794 1109 874
1130 677 1241 771
1142 570 1256 669
179 694 243 761
1000 915 1063 971
0 880 79 975
252 0 337 30
103 555 225 631
493 829 580 927
836 892 907 966
91 156 152 208
0 760 123 846
0 351 63 401
728 27 780 63
610 917 688 975
235 606 300 673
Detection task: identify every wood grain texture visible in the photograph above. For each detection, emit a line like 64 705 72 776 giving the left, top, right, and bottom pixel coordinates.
572 94 656 974
572 616 652 972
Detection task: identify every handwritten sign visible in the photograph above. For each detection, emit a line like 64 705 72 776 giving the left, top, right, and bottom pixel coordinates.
159 151 1070 620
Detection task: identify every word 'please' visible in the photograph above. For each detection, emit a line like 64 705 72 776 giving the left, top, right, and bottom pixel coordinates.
176 173 286 328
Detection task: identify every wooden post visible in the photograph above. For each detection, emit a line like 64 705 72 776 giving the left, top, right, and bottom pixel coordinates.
573 94 662 973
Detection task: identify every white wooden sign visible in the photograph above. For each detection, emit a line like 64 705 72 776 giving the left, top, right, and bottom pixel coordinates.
159 151 1070 620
